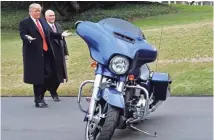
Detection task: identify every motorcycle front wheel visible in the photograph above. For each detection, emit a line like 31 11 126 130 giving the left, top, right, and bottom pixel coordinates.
85 104 120 140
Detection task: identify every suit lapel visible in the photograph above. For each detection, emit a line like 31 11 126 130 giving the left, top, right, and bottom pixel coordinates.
54 23 64 47
28 17 40 35
29 17 47 39
54 23 60 33
39 19 48 38
47 22 60 46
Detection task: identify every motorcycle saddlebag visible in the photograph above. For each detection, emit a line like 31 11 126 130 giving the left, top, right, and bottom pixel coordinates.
150 72 172 101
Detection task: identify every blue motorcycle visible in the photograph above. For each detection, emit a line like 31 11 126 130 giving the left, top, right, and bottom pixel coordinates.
76 18 172 140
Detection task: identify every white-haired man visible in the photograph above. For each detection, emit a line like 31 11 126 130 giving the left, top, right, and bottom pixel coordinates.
42 9 70 102
19 3 72 108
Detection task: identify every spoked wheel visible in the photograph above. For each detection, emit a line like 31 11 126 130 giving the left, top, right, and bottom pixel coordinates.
85 103 120 140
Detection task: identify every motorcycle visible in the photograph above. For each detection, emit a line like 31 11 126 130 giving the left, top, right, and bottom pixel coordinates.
76 18 172 140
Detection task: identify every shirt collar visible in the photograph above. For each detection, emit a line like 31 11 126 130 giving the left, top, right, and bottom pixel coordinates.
30 16 38 23
47 22 55 27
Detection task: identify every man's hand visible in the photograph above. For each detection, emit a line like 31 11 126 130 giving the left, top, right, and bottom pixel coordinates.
62 30 72 37
25 35 36 43
65 55 68 60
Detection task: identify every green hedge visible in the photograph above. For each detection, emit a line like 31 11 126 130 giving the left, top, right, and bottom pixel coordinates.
1 3 177 30
61 3 177 29
1 10 28 31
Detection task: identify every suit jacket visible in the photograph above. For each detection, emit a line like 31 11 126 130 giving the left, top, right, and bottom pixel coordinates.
46 22 69 82
48 23 69 56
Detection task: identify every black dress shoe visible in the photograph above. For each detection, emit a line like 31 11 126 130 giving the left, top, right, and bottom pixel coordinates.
41 99 48 106
53 96 60 102
35 100 48 108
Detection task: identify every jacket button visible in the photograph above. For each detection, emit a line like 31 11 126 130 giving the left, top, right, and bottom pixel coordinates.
41 54 43 56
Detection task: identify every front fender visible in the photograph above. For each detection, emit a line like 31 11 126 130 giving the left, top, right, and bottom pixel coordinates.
100 87 125 109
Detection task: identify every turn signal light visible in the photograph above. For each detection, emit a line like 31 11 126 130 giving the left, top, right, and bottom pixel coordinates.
128 74 135 81
90 61 97 69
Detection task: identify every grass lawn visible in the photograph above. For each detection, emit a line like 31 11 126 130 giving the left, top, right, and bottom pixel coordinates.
1 4 213 96
133 4 213 28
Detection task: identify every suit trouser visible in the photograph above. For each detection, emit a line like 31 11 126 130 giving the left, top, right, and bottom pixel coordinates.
33 84 46 102
47 82 60 98
33 50 59 102
33 82 60 101
41 76 60 99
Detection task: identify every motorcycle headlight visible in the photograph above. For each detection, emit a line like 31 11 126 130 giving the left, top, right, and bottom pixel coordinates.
109 56 130 75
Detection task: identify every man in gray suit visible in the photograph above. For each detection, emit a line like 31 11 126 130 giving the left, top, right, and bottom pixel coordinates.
44 9 69 101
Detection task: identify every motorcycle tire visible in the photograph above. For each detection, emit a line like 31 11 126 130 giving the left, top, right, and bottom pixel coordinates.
97 104 120 140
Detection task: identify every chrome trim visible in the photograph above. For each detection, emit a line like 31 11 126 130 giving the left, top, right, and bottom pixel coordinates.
77 80 94 113
88 74 103 120
125 85 149 123
117 81 125 92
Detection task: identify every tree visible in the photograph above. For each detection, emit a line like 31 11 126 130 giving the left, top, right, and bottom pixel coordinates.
190 1 195 5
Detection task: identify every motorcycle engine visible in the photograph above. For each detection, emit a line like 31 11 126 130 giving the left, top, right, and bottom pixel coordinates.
126 88 146 119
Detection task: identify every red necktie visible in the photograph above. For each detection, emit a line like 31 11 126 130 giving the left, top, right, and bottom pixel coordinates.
36 19 48 51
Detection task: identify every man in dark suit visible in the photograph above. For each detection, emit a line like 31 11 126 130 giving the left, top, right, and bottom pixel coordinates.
19 3 72 108
43 9 69 102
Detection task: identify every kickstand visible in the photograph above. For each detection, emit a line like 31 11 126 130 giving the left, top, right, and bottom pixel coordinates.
128 124 157 137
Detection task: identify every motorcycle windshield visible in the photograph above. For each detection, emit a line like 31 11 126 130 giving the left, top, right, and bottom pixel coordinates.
76 18 157 66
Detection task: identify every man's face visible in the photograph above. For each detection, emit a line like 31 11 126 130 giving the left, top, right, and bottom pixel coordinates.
46 12 55 24
30 8 41 19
